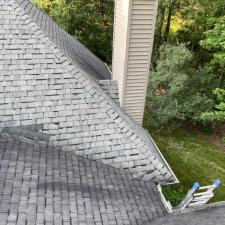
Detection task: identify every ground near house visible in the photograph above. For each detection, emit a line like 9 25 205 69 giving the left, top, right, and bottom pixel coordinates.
144 126 225 206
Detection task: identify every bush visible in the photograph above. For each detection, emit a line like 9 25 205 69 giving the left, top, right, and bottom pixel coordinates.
201 88 225 121
146 44 214 127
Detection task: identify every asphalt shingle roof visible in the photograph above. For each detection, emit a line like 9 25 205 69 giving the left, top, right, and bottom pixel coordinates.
7 0 177 183
0 132 167 225
1 1 225 224
147 205 225 225
15 0 111 80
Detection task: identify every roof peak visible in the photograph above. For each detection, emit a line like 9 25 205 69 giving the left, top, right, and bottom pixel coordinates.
15 0 111 80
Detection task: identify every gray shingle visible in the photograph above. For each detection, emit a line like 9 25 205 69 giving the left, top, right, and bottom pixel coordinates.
0 132 167 225
148 205 225 225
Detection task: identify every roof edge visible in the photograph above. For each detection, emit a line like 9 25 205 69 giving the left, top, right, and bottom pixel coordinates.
147 132 179 184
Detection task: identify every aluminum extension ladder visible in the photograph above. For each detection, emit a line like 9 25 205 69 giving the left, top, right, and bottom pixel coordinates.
177 179 221 210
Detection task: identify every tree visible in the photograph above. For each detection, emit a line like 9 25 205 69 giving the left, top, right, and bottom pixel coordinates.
200 17 225 87
157 0 225 50
33 0 114 64
164 0 180 42
146 44 214 127
154 0 181 47
201 88 225 121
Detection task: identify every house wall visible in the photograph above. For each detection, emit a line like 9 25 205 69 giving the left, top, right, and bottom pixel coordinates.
112 0 159 124
0 0 173 183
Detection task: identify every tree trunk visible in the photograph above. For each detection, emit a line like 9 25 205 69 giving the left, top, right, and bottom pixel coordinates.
220 74 224 88
157 5 165 48
164 0 174 42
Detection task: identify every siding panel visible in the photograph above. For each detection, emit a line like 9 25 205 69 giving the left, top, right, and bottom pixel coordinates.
112 0 158 124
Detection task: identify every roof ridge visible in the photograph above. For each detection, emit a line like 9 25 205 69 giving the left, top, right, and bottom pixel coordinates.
9 0 176 183
0 128 139 181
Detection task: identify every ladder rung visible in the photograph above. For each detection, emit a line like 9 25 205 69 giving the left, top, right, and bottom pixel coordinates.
193 194 214 200
199 185 214 190
192 198 208 203
189 202 206 207
194 192 212 197
189 200 209 207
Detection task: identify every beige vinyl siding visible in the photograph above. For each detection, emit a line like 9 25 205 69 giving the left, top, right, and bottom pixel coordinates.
112 0 130 106
112 0 158 125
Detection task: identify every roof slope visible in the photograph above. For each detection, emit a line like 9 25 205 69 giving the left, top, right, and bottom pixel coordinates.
15 0 111 80
5 0 177 183
0 131 167 225
148 205 225 225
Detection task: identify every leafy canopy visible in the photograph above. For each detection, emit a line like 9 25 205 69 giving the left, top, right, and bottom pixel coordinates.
32 0 114 64
200 17 225 86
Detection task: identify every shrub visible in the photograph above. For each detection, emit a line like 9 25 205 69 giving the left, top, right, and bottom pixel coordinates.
146 44 214 127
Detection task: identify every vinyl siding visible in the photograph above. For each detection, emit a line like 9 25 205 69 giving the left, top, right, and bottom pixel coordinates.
112 0 130 106
112 0 158 125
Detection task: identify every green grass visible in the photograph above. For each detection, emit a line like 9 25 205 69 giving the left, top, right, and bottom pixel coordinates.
146 126 225 206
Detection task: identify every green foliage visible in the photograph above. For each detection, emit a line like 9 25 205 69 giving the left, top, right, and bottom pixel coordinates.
222 137 225 144
154 0 182 49
154 0 225 65
162 185 186 207
174 0 225 46
33 0 114 64
146 44 214 127
201 88 225 121
200 17 225 86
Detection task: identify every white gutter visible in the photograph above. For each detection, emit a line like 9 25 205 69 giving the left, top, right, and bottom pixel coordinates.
147 131 179 185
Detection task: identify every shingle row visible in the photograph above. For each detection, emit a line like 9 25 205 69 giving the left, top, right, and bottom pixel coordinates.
0 132 167 225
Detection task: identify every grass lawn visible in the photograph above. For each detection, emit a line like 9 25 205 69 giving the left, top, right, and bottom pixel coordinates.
145 126 225 206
